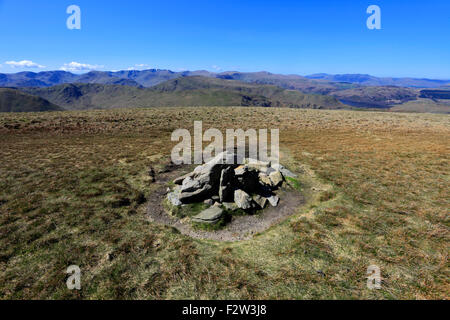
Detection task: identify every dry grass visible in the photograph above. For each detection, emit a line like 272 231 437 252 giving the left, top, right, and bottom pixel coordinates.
0 107 448 299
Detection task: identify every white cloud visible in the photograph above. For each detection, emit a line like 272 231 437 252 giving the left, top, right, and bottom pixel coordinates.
211 65 222 71
5 60 46 68
127 63 150 71
60 62 103 72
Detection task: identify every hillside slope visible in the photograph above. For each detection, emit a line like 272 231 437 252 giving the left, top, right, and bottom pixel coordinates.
22 76 345 110
216 71 351 94
330 86 419 108
306 73 450 88
390 98 450 114
0 88 63 112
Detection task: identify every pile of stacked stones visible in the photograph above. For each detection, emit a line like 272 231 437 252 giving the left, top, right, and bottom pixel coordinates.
166 151 297 225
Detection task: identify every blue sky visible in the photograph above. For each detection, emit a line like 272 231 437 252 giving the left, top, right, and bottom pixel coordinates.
0 0 449 78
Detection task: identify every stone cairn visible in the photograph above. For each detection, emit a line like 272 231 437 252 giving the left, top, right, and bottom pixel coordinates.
167 151 297 225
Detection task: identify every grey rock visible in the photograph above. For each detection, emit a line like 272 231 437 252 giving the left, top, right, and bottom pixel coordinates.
178 152 234 204
204 199 214 206
181 176 202 193
258 172 273 187
222 202 238 211
252 195 268 209
234 189 253 210
167 186 182 207
219 167 235 203
194 151 233 176
178 184 213 203
192 206 224 224
280 168 297 178
267 195 280 207
173 172 194 185
269 170 284 187
272 163 297 178
245 159 271 172
264 167 276 175
234 165 248 176
271 163 284 171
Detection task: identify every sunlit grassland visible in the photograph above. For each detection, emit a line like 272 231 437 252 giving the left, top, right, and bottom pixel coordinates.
0 107 448 299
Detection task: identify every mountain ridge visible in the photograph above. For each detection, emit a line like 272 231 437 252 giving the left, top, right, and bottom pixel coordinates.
0 88 63 112
1 69 448 89
306 73 450 88
18 76 345 111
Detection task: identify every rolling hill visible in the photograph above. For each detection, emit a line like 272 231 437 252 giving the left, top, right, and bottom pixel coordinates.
390 98 450 114
0 88 63 112
215 71 352 95
20 76 345 111
306 73 450 88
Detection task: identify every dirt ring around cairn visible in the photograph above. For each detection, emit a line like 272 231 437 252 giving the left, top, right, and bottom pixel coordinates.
146 164 306 242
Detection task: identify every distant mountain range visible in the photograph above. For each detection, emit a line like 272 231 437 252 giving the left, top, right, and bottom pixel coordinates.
305 73 450 88
0 70 213 88
17 76 344 111
1 70 448 90
0 69 449 113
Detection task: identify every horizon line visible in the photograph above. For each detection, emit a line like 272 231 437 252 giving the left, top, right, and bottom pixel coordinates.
0 68 449 81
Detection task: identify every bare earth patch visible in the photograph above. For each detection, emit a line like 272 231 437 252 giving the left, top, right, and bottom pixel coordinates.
146 165 305 241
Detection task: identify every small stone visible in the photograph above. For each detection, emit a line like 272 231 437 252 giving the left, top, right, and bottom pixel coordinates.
258 172 273 187
234 165 248 176
173 172 194 185
271 163 284 171
267 195 280 207
252 195 268 209
148 167 156 182
192 206 224 224
222 202 238 211
272 163 297 178
281 168 297 178
204 199 214 206
234 189 253 210
263 167 276 175
167 189 182 207
269 170 284 187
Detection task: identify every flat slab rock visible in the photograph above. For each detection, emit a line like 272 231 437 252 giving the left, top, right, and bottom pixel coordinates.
192 206 224 224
